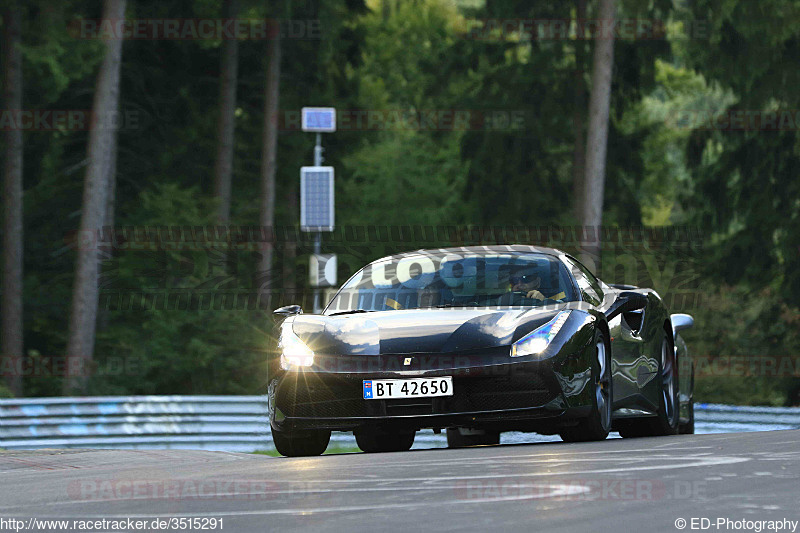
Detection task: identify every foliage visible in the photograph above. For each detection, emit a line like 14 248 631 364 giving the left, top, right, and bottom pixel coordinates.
90 183 270 395
684 285 800 406
676 0 800 301
0 382 13 398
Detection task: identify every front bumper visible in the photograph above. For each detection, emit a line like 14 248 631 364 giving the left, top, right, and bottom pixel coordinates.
269 351 591 433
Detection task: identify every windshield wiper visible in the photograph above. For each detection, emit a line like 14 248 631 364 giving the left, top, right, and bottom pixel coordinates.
328 309 372 316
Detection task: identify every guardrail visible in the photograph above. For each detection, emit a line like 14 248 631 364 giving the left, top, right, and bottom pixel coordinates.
693 403 800 433
0 396 270 452
1 397 798 452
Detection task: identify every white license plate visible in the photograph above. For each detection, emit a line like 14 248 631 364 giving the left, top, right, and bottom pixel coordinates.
363 377 453 400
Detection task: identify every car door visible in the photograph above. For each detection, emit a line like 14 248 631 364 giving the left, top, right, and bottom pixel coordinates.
562 256 643 408
609 298 655 408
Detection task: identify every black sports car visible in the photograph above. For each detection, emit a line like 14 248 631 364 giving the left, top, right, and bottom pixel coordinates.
268 245 695 456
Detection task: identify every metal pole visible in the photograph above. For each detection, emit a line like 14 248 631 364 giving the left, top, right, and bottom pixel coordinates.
313 133 323 313
312 233 321 312
314 133 322 166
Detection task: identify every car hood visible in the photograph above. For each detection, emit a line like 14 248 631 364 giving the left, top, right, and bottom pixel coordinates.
290 307 565 355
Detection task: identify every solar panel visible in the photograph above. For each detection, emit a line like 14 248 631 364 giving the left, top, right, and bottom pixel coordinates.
300 166 335 232
301 107 336 133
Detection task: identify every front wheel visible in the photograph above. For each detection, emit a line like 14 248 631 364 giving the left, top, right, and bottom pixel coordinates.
619 331 679 438
356 430 415 453
272 427 331 457
560 329 612 443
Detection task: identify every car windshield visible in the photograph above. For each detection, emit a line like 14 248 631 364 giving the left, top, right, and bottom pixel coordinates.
325 252 578 313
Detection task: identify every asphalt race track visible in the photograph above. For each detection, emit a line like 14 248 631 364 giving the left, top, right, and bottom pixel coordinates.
1 430 798 533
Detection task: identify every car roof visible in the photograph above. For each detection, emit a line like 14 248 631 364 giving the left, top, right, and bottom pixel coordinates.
371 245 567 263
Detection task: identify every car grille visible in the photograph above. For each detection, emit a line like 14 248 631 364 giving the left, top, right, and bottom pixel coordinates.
277 376 368 418
451 374 555 411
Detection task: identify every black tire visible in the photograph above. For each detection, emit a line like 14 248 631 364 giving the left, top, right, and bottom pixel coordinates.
356 430 415 453
446 428 501 448
272 427 331 457
619 329 679 438
560 329 612 443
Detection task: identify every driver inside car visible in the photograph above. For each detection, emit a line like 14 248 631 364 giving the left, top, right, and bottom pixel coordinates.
496 266 566 306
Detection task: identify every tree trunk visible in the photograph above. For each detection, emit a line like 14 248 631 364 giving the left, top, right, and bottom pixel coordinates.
96 137 118 331
104 139 118 236
213 0 239 225
2 2 24 396
256 33 281 291
571 0 587 223
579 0 615 269
281 187 298 301
64 0 126 395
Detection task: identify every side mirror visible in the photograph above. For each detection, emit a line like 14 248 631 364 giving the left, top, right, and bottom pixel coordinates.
671 313 694 334
273 305 302 319
619 291 648 310
605 291 648 320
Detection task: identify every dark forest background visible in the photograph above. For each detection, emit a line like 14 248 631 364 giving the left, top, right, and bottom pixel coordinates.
1 0 799 405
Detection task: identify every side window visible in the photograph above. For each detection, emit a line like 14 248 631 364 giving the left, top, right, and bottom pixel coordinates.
581 262 605 300
564 257 603 306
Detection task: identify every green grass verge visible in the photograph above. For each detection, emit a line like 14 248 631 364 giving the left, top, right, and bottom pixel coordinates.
253 443 363 457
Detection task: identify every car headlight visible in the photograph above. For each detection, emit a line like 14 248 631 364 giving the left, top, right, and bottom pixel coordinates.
279 321 315 369
511 311 571 357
